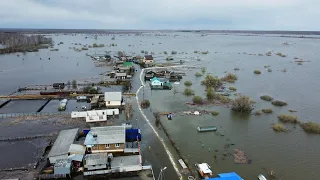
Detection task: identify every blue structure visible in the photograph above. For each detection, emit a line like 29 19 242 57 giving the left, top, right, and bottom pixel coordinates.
125 129 142 142
208 172 243 180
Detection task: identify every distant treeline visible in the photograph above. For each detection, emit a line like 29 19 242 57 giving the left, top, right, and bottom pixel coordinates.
0 33 52 48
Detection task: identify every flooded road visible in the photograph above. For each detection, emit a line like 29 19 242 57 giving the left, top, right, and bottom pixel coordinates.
0 32 319 179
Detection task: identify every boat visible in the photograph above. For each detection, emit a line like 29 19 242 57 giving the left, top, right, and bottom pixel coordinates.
76 96 87 101
258 174 267 180
195 163 213 179
197 126 217 132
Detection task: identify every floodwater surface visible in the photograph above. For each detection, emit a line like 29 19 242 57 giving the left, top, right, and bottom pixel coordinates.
0 32 319 179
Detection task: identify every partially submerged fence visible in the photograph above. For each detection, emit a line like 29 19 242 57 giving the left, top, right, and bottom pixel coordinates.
0 111 70 118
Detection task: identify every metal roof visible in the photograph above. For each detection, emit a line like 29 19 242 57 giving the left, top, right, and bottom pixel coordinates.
115 73 127 77
68 154 84 162
48 128 78 158
104 92 122 101
68 144 86 155
208 172 243 180
54 159 72 168
84 126 125 145
198 163 212 174
84 153 109 166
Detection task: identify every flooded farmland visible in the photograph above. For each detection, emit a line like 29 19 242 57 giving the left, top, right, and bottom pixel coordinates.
0 31 320 179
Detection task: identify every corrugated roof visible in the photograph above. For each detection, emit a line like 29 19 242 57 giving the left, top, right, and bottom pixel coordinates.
84 152 109 166
115 73 127 77
208 172 243 180
68 144 86 155
123 62 133 67
68 154 84 162
104 92 122 101
144 55 153 60
48 128 78 158
84 126 125 145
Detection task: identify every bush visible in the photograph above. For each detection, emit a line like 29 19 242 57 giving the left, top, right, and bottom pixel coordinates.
266 51 272 56
201 51 209 54
211 111 219 116
268 68 272 72
141 50 145 53
276 52 286 57
194 50 198 53
278 114 299 124
141 100 150 109
82 86 100 94
254 110 263 116
297 62 303 65
272 100 287 106
273 124 288 132
231 96 253 112
289 109 297 112
184 81 193 87
262 108 273 114
234 67 240 71
193 96 203 104
163 51 167 54
229 86 237 91
72 80 77 89
171 51 177 55
206 88 230 103
221 73 238 83
81 47 88 50
260 95 273 102
300 122 320 134
184 88 193 96
201 67 207 73
254 70 261 74
195 72 202 77
201 75 222 88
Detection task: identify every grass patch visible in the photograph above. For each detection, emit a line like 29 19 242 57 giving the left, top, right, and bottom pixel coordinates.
184 81 192 87
300 122 320 134
289 109 297 112
254 110 263 116
273 124 288 132
267 68 272 72
231 96 253 113
229 86 237 91
201 67 207 73
260 95 273 102
221 73 238 83
195 72 202 77
211 111 219 116
140 100 151 109
184 88 194 96
254 70 261 74
193 96 203 104
278 114 299 124
272 100 288 106
262 108 273 114
276 52 287 57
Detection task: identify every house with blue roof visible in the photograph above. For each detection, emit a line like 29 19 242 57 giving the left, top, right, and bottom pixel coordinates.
150 77 172 90
207 172 243 180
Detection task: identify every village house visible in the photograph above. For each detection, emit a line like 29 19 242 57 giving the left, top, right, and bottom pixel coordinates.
48 128 79 164
84 126 126 153
104 92 123 107
71 109 119 123
150 77 172 90
115 72 128 80
143 55 154 63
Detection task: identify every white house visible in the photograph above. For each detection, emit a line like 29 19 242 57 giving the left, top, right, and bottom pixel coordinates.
71 109 119 123
150 77 162 86
105 92 122 107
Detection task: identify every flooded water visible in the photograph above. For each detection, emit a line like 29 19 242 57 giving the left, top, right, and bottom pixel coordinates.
0 32 319 179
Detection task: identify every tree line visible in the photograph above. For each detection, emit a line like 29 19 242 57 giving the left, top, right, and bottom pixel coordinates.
0 33 53 48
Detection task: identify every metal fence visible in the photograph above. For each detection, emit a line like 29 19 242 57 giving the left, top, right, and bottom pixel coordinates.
0 111 70 118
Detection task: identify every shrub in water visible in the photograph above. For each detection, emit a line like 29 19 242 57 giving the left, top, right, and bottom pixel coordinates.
184 81 192 87
221 73 238 83
184 88 193 96
231 96 253 113
272 100 287 106
254 70 261 74
260 95 273 102
195 72 202 77
300 122 320 134
141 100 150 109
278 114 299 124
273 124 288 132
193 96 203 104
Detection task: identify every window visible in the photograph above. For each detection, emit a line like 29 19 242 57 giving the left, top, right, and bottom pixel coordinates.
106 144 110 148
115 143 120 148
108 101 110 104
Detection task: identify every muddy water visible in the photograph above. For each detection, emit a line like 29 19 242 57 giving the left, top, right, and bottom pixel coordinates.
0 32 319 179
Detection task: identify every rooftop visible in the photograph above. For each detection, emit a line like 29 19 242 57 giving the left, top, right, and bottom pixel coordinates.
104 92 122 101
144 55 153 60
198 163 212 174
48 128 79 158
123 62 133 67
84 153 109 166
208 172 243 180
84 126 126 145
54 159 72 168
115 72 127 77
68 144 86 155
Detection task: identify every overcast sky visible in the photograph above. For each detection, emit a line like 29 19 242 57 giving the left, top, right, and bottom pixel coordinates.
0 0 319 30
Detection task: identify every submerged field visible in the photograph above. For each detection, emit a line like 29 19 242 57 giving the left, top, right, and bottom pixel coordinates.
0 31 320 179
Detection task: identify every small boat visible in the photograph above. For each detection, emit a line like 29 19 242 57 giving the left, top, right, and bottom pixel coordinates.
258 174 267 180
195 163 213 179
197 126 217 132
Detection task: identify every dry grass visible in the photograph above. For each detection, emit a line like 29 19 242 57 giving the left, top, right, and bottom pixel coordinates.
276 52 287 57
273 124 288 132
211 111 219 116
254 110 263 116
262 108 273 114
300 122 320 134
260 95 274 102
278 114 300 124
231 96 253 113
195 72 202 77
221 73 238 83
254 70 261 74
272 100 288 106
229 86 237 91
141 100 151 109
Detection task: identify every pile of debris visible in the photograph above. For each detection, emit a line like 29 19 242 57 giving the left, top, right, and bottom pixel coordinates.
233 149 251 164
